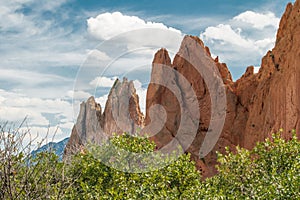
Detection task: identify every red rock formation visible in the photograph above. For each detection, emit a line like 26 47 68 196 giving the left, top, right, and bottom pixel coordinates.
103 77 144 135
64 78 144 156
65 0 300 178
64 96 103 156
146 36 235 177
239 0 300 148
145 0 300 178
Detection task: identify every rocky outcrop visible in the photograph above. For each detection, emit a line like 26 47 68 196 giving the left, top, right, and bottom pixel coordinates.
102 77 144 135
146 36 235 177
64 78 144 156
239 0 300 148
145 0 300 178
65 0 300 178
64 96 103 156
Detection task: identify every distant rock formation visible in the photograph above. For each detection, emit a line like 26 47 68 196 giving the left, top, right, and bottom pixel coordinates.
102 77 144 136
65 0 300 178
64 78 144 156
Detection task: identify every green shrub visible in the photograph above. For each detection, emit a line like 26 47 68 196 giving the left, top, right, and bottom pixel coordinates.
199 130 300 199
2 121 299 199
65 133 202 199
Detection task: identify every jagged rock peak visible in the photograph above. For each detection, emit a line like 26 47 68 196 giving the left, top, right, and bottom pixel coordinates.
153 48 171 65
276 1 300 45
178 35 213 57
64 77 144 157
103 77 144 135
64 96 103 156
174 35 233 85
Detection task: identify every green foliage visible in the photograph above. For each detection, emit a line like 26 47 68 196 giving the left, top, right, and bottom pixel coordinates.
0 148 68 199
2 123 299 199
66 133 202 199
0 122 71 200
199 131 300 199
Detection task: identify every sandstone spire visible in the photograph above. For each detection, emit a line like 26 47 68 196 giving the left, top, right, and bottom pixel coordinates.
64 78 144 156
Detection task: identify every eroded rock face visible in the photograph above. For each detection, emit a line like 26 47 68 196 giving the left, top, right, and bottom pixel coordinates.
145 0 300 178
64 96 103 156
146 36 235 177
103 77 144 135
240 0 300 148
64 78 144 156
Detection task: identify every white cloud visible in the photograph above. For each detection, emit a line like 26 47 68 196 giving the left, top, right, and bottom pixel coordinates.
0 106 49 126
95 94 109 108
201 24 252 48
0 89 74 134
87 11 182 40
200 10 279 74
233 11 280 29
87 49 111 61
90 76 118 88
0 1 37 35
254 37 275 49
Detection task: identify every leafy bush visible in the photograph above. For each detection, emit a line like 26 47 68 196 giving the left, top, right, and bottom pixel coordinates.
198 130 300 199
65 133 202 199
1 121 299 199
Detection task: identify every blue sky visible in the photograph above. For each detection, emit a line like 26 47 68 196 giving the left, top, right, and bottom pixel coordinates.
0 0 293 144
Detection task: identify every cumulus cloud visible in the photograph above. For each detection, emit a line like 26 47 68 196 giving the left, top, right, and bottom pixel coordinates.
0 106 49 126
87 12 181 40
201 24 252 48
200 10 279 76
0 89 74 136
233 11 280 29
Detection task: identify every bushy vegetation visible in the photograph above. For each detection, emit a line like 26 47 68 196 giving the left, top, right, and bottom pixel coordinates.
0 122 72 199
1 123 299 199
64 134 202 199
197 130 300 199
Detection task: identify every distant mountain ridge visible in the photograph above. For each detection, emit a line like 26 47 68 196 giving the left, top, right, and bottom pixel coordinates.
31 137 69 160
